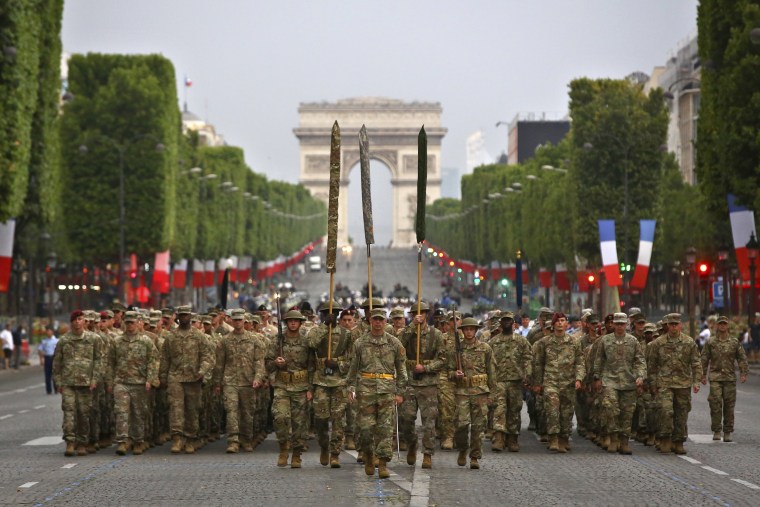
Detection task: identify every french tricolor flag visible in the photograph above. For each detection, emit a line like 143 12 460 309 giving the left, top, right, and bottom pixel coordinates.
192 259 204 288
555 264 571 291
152 250 171 294
630 220 656 289
728 194 758 282
173 259 188 289
598 220 622 287
0 220 15 293
205 260 215 287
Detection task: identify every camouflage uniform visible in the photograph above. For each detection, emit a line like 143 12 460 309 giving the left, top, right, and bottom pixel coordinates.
160 317 215 452
647 314 702 453
525 310 551 431
449 324 496 464
109 324 160 451
532 330 585 449
489 328 532 449
593 321 646 453
700 324 748 439
437 328 459 448
52 325 103 453
346 322 408 465
215 321 265 450
398 319 445 460
307 321 353 461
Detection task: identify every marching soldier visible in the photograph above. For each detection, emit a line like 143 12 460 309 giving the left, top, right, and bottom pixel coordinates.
53 310 103 457
307 301 353 468
266 310 314 468
437 310 462 449
700 315 748 442
347 308 407 479
647 313 702 455
451 317 496 470
398 301 446 468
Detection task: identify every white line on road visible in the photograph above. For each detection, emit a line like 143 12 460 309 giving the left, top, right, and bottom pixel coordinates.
701 466 729 476
23 436 64 446
730 478 760 490
34 405 45 409
18 410 29 414
14 388 26 393
61 463 77 469
0 414 13 420
409 466 431 507
678 456 702 465
18 482 38 489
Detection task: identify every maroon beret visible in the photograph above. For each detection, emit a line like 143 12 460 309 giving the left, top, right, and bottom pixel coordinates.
70 310 84 322
551 312 567 325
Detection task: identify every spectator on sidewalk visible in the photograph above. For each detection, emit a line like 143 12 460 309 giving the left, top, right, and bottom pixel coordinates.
12 324 25 369
1 323 13 370
38 326 59 394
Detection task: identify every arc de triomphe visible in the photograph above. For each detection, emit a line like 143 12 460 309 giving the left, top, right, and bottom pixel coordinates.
294 97 446 248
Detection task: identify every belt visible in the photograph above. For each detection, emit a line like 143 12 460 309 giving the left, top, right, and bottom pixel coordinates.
361 372 395 379
316 356 345 367
276 370 308 383
457 374 488 387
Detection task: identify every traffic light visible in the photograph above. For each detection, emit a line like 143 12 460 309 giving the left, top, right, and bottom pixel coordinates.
500 278 508 287
697 262 709 277
587 273 595 284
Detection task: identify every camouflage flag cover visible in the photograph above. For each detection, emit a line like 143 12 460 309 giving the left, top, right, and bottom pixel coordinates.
359 125 374 246
415 126 427 244
326 121 340 273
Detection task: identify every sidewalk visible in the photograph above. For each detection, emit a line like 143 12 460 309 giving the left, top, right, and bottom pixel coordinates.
0 344 41 375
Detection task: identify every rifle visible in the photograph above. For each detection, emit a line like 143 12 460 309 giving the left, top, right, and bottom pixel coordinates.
454 311 463 375
275 293 284 358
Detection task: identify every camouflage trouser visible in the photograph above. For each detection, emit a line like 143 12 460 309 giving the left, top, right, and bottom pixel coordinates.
589 391 605 434
575 389 589 433
314 385 348 454
89 385 103 444
345 397 356 438
254 386 269 436
646 388 659 435
535 392 547 435
61 386 92 445
492 381 523 435
601 388 637 437
632 390 648 433
114 383 148 443
356 390 396 460
708 381 737 433
153 388 168 439
210 389 223 435
526 388 537 430
272 388 309 451
400 385 439 454
543 384 575 438
436 373 455 441
144 389 155 443
199 383 214 438
454 393 489 459
167 381 202 439
223 385 255 443
657 387 691 442
100 390 113 439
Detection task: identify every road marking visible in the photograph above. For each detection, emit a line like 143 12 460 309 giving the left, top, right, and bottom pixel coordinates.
18 410 29 414
688 434 720 444
18 482 38 489
0 414 13 420
23 436 63 446
701 466 729 476
730 478 760 490
678 456 702 465
34 405 45 410
61 464 77 469
409 466 431 507
15 388 27 393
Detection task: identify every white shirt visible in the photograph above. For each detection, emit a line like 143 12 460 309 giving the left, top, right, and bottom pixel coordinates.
1 329 13 351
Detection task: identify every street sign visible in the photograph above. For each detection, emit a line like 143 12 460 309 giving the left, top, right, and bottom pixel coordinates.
712 279 724 308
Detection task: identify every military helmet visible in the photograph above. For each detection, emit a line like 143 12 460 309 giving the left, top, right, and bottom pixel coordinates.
123 311 139 323
459 317 481 329
230 308 246 320
369 308 387 320
283 309 306 321
361 297 384 309
318 300 342 313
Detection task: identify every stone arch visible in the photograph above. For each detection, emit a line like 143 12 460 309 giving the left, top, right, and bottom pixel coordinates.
294 97 446 247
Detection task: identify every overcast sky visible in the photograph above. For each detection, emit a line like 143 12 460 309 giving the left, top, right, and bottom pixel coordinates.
62 0 698 245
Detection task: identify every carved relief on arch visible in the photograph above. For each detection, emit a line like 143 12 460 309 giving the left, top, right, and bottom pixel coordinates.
342 149 399 178
403 154 437 174
304 155 330 174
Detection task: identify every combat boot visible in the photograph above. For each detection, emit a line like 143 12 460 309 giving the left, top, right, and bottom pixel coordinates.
422 453 432 469
548 435 559 452
673 441 686 455
65 442 76 457
184 440 196 454
290 449 302 468
320 447 329 466
330 453 341 468
99 437 112 448
723 432 732 442
378 458 390 479
86 443 97 454
539 434 548 443
344 435 356 450
242 442 254 453
491 432 505 452
618 435 632 455
606 434 619 453
645 433 656 446
76 445 87 456
441 436 454 450
457 450 467 466
557 437 568 453
226 441 239 454
507 434 520 452
713 431 721 441
399 439 407 451
364 452 375 476
132 441 144 455
586 431 597 442
601 435 610 450
659 437 672 453
277 442 289 467
407 440 418 466
469 457 479 469
170 435 184 454
635 431 647 443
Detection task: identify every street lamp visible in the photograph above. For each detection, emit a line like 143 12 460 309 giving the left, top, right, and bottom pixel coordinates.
746 232 759 327
79 135 165 303
718 245 730 316
686 246 697 337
